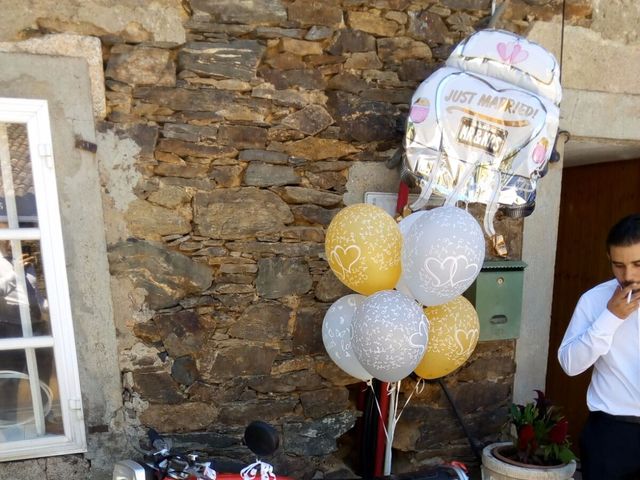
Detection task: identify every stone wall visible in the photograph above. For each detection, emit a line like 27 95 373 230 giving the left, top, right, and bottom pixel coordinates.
1 0 593 478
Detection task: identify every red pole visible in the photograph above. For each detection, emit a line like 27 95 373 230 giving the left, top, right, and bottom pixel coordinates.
395 182 410 218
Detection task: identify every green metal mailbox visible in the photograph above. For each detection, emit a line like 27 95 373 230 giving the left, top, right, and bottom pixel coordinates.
463 260 527 341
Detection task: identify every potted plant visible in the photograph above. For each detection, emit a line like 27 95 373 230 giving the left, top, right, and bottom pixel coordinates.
481 391 577 480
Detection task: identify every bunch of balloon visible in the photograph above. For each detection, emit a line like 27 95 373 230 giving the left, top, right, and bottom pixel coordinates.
322 204 431 383
414 295 480 380
322 204 433 476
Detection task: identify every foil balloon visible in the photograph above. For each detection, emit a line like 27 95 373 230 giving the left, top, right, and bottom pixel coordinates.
325 204 402 295
322 294 372 382
403 29 562 239
414 295 480 379
402 206 484 306
352 290 429 383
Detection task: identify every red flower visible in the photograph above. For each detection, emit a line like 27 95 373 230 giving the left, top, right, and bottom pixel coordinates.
518 424 536 450
507 392 576 465
549 419 569 444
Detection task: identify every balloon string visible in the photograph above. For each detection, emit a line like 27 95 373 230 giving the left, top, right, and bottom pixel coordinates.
444 159 477 208
393 379 423 425
382 379 423 475
483 168 511 238
409 138 444 212
368 380 389 442
409 178 433 212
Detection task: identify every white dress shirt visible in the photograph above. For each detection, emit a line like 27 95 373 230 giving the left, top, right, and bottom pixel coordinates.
558 278 640 416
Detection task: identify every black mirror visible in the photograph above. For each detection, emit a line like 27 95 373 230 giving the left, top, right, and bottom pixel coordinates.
243 421 279 457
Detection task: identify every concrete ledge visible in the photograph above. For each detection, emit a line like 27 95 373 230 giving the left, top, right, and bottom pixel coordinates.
561 88 640 143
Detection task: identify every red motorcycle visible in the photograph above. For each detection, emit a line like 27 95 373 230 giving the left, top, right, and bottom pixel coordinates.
112 421 468 480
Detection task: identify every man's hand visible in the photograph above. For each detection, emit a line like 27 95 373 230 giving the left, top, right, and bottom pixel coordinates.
607 284 640 319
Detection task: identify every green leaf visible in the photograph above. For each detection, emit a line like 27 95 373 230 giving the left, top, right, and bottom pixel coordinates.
558 447 576 463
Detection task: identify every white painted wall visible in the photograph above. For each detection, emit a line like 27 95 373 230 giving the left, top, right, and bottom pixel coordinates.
513 134 565 403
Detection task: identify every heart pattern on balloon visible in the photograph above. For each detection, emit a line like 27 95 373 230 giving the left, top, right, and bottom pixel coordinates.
409 98 430 123
425 256 456 287
454 328 479 356
425 255 479 288
409 320 429 356
330 244 361 277
497 41 529 64
450 258 480 288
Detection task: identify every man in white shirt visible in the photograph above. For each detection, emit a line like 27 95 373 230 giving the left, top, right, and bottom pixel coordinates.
558 213 640 480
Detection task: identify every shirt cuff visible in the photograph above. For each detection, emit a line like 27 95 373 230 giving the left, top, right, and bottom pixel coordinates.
595 308 626 335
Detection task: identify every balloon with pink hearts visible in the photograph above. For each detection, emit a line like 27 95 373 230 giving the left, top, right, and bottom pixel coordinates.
403 29 562 227
402 206 485 307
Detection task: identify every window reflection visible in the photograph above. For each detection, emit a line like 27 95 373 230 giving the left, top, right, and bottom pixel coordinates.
0 348 61 441
0 123 38 225
0 239 50 338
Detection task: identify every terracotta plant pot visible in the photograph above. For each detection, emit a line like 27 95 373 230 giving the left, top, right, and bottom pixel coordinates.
481 442 577 480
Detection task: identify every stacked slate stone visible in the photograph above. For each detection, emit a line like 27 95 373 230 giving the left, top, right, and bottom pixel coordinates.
100 0 590 477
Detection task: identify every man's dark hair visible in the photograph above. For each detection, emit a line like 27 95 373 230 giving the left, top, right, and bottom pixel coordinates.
607 214 640 250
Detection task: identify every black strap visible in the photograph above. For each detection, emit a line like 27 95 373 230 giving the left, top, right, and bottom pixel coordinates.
438 379 482 461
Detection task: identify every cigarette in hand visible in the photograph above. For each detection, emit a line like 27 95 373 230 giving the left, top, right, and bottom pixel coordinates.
627 290 632 304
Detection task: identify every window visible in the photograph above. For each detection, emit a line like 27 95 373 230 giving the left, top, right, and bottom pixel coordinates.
0 98 85 461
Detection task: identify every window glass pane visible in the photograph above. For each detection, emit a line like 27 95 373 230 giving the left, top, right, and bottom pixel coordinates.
0 347 61 442
0 239 50 338
0 123 38 225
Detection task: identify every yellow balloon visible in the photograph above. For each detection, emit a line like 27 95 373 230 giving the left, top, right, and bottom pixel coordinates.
325 204 402 295
414 296 479 379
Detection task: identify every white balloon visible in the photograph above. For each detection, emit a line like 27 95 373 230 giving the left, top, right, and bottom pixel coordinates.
322 294 372 382
352 290 429 383
402 206 484 306
396 211 430 296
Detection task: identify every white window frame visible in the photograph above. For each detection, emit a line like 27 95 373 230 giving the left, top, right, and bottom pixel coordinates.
0 97 86 461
